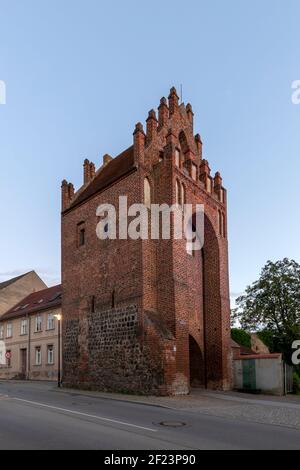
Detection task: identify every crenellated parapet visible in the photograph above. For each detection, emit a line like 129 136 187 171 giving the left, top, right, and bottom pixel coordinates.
146 109 158 145
61 87 226 212
130 86 226 204
61 180 75 211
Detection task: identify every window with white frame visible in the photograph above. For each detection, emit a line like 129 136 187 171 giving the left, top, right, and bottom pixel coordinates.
35 315 42 332
35 346 42 365
47 345 54 365
6 323 12 338
0 325 3 339
20 319 28 335
47 314 55 330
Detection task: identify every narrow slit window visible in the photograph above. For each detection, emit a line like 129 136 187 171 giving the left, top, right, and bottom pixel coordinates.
144 178 151 209
79 228 85 246
175 149 180 167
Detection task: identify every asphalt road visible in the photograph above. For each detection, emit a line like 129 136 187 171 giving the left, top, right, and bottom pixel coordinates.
0 381 299 450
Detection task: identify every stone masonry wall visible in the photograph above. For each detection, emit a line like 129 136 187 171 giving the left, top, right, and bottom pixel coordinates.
63 305 166 395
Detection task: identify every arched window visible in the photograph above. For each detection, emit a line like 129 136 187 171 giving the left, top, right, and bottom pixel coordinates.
175 149 180 167
218 211 222 236
191 164 197 181
186 219 196 257
222 213 226 238
176 179 181 206
144 178 151 209
207 178 212 193
220 189 224 204
181 183 186 210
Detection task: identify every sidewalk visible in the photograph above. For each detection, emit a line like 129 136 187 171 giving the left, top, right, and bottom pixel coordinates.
54 385 300 430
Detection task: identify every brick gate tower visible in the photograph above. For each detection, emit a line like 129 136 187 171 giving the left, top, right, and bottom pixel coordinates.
61 88 231 395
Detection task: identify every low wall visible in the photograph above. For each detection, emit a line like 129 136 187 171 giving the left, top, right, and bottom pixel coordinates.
233 354 284 396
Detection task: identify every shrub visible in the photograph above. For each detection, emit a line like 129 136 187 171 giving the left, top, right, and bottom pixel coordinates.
231 329 251 348
293 372 300 395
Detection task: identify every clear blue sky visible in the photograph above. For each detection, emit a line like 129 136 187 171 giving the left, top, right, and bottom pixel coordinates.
0 0 299 299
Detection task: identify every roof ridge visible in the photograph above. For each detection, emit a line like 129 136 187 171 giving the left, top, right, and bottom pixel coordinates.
0 271 34 290
1 284 62 321
64 145 135 213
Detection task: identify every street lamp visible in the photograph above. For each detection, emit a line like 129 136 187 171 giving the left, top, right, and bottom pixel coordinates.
54 314 62 388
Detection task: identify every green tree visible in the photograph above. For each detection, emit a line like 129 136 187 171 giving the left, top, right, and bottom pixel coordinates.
235 258 300 364
231 328 251 348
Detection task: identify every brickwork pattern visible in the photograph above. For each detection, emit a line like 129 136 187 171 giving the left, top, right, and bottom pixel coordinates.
61 87 232 395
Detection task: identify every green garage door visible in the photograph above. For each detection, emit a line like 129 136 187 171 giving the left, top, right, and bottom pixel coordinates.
242 359 256 390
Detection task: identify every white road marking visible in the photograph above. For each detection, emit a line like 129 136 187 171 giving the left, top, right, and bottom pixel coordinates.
13 398 157 433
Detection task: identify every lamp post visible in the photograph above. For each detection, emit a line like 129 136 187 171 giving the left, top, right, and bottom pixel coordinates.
54 314 62 388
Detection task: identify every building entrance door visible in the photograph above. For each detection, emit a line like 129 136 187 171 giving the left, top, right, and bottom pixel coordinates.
20 349 27 379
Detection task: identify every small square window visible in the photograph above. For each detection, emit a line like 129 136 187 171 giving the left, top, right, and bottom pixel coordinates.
77 222 86 247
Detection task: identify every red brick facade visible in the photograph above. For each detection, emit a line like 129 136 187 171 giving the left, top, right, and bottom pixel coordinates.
61 88 231 395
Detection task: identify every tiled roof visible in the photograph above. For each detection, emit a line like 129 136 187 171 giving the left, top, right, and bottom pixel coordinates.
66 146 136 212
0 272 31 291
231 339 257 355
1 285 62 321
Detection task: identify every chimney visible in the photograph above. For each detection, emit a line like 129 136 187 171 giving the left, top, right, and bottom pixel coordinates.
83 159 90 185
68 183 75 200
195 134 203 160
186 103 194 128
158 97 169 130
61 180 70 211
89 162 96 179
146 109 158 144
103 154 113 166
168 87 179 116
133 122 145 165
200 159 211 185
214 172 224 201
214 172 222 190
